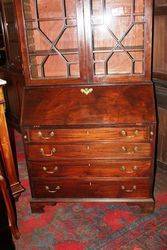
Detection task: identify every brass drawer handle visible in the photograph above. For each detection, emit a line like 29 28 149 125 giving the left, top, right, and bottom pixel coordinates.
121 185 136 193
38 131 55 140
120 129 140 138
80 88 93 95
42 166 58 174
45 185 61 193
120 130 127 137
133 146 139 152
121 146 128 152
40 148 56 157
121 146 139 153
134 130 139 136
128 130 140 139
120 165 138 174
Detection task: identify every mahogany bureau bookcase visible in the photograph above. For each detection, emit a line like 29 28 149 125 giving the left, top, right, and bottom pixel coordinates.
6 0 158 212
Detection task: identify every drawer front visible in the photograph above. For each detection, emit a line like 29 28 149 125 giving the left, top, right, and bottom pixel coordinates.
25 127 149 143
31 178 151 198
28 160 151 178
26 143 151 160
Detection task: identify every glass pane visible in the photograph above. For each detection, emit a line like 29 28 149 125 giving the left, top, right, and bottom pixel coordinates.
23 0 36 19
108 52 132 74
23 0 80 79
38 0 64 18
0 12 5 56
31 65 42 78
92 0 103 16
94 62 105 75
44 55 67 77
105 0 132 15
57 27 78 50
105 16 132 40
135 0 144 13
65 0 77 17
39 21 64 42
91 0 145 76
26 28 51 52
70 64 79 77
134 61 143 74
93 27 116 49
30 56 44 78
3 0 20 66
122 24 144 47
30 52 79 78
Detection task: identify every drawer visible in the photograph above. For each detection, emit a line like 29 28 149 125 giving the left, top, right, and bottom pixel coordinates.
26 143 151 160
28 160 151 178
31 178 151 198
24 127 150 143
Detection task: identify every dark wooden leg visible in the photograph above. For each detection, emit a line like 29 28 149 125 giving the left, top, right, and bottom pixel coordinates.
30 200 57 213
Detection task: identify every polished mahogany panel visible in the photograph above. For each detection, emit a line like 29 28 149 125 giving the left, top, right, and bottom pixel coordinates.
22 85 156 126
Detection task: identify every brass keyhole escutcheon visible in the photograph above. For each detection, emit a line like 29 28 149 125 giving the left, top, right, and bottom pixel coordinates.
80 88 93 95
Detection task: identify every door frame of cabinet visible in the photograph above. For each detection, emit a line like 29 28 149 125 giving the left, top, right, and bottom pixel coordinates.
14 0 153 86
84 0 153 83
14 0 87 85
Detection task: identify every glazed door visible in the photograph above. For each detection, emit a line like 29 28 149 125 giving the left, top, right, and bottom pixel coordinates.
84 0 153 83
0 8 6 66
1 0 22 71
20 0 86 85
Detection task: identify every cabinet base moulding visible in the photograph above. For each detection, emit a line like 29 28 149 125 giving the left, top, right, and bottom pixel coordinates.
30 198 155 214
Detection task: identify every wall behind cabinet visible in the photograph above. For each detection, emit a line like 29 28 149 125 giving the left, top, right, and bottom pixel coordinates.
153 0 167 167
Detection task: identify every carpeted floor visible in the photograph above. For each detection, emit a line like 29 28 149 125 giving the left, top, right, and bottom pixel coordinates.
15 133 167 250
